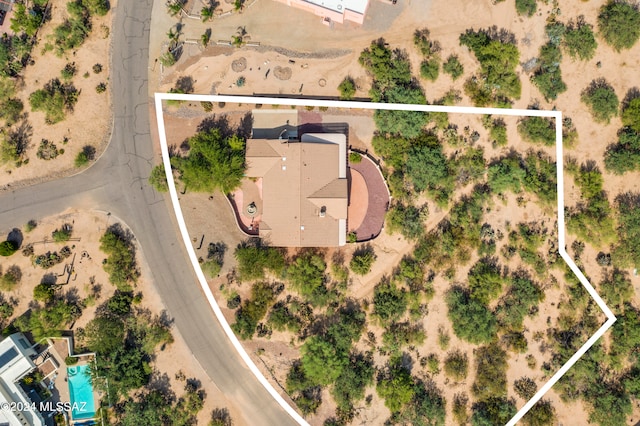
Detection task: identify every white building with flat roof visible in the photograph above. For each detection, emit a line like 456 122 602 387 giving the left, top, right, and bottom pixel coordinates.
272 0 370 24
0 333 46 426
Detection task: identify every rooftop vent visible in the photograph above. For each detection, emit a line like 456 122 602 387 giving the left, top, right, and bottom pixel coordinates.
320 206 326 217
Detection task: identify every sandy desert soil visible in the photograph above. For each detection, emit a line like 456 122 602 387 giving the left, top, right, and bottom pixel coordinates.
0 0 114 189
151 0 640 424
0 209 243 425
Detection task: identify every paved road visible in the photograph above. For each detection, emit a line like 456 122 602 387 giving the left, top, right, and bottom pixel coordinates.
0 0 298 424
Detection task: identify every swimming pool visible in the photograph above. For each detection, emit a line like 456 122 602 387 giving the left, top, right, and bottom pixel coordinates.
67 365 96 421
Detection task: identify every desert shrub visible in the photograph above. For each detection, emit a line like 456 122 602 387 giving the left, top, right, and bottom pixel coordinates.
74 145 96 168
622 96 640 132
200 242 226 278
444 350 468 381
50 1 92 56
234 240 285 281
331 351 375 412
386 203 427 241
443 55 464 80
395 379 446 426
10 2 47 37
231 282 275 339
373 85 428 138
82 0 110 16
495 273 544 331
612 193 640 269
598 0 640 51
604 127 640 174
14 299 81 341
29 79 79 124
172 128 246 193
420 59 439 82
599 268 633 308
373 279 407 325
514 376 538 400
382 322 425 353
36 139 60 160
148 163 169 192
33 283 55 302
523 400 556 426
0 265 21 290
92 63 103 73
287 253 330 306
532 42 567 101
60 63 77 81
473 345 508 400
338 76 356 100
52 225 72 242
453 393 469 424
471 397 517 426
446 286 496 344
517 116 555 146
0 240 18 256
95 82 107 93
581 78 619 123
563 17 597 60
350 246 376 276
359 38 428 138
516 0 536 16
468 257 505 305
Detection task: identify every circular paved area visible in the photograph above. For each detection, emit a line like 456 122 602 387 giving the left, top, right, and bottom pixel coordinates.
347 169 368 231
348 153 389 242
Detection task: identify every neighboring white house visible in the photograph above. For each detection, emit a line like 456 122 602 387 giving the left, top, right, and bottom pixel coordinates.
272 0 370 24
0 333 46 426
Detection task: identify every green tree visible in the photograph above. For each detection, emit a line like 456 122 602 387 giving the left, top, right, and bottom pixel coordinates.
621 97 640 132
100 224 139 290
350 246 376 276
84 316 125 355
517 116 556 146
377 357 415 413
234 239 285 281
373 279 407 325
338 76 356 100
300 336 348 386
405 132 453 204
598 0 640 51
10 3 45 37
581 78 619 124
173 128 245 193
33 283 55 302
446 286 496 344
286 253 329 305
331 351 374 411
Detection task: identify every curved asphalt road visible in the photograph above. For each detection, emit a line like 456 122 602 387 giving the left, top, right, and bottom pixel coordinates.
0 1 298 424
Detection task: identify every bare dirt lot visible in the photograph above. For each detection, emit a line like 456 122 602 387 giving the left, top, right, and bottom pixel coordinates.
0 0 114 189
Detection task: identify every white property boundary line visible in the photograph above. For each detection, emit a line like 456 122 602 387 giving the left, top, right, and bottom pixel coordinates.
153 93 617 426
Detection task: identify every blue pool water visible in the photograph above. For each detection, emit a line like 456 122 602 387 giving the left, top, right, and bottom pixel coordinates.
67 365 96 420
